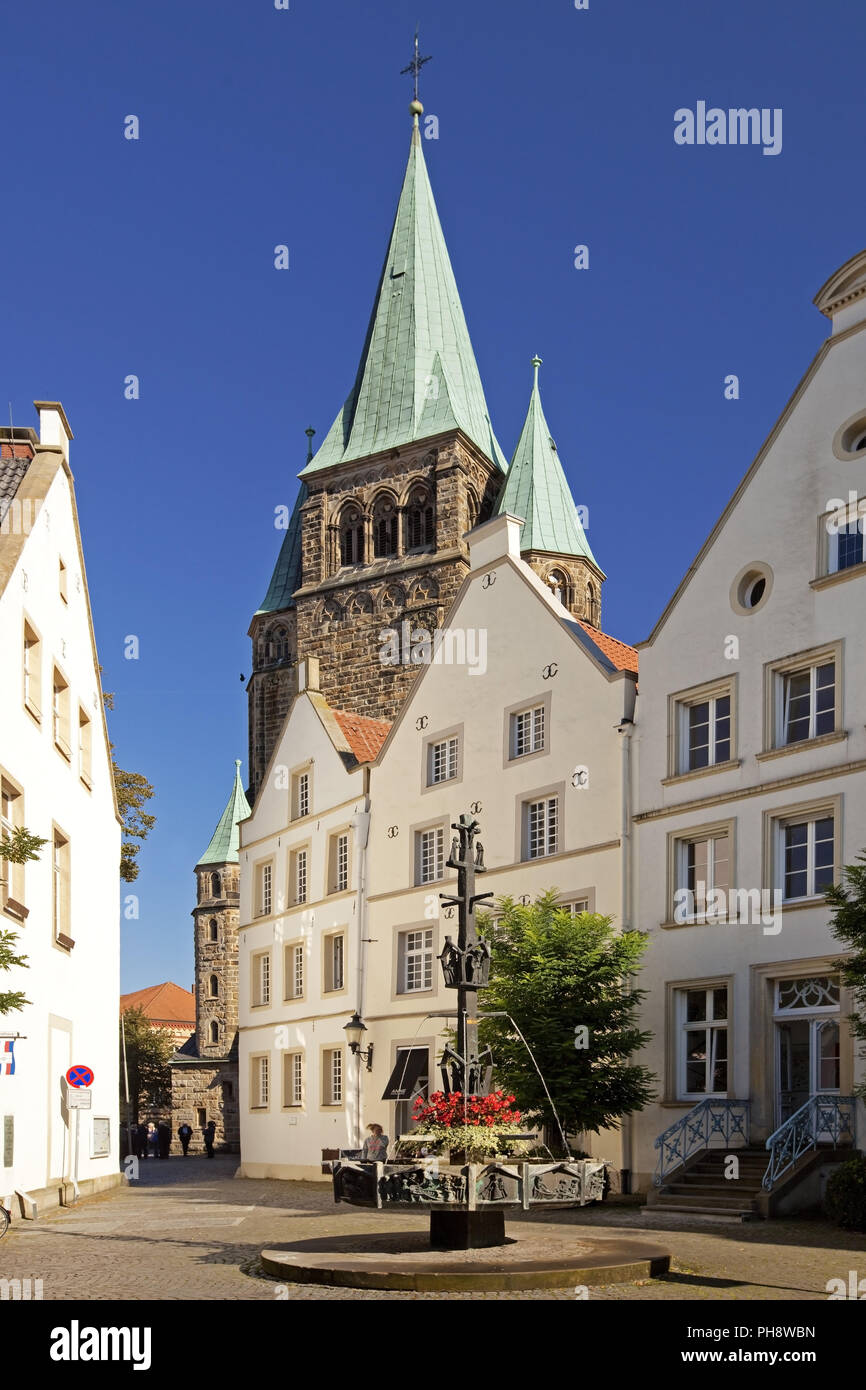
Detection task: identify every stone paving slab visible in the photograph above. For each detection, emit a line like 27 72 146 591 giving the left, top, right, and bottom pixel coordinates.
0 1156 860 1301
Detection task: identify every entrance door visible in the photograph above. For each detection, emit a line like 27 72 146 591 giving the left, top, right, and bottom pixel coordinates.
775 1017 840 1125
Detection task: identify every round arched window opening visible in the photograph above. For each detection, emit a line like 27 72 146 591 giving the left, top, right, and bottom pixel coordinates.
730 562 773 616
209 1021 219 1045
209 974 219 998
209 918 218 942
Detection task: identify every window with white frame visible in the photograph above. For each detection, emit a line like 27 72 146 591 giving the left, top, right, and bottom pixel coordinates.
415 826 445 884
677 692 731 772
674 831 730 920
252 1054 270 1108
0 779 24 913
23 620 41 719
328 832 349 893
825 498 866 574
290 847 308 905
285 942 304 999
398 927 434 993
53 667 71 758
779 661 835 745
523 796 558 859
778 813 834 901
560 897 590 916
255 862 272 917
292 769 311 820
510 704 545 758
678 985 728 1097
53 828 70 943
323 1048 343 1105
252 951 271 1006
324 933 345 992
428 736 458 785
284 1051 304 1107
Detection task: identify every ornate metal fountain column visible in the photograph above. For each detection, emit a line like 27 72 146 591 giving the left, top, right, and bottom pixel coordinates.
438 813 494 1096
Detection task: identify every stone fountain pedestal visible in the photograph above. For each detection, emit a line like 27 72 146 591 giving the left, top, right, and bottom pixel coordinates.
429 1208 505 1249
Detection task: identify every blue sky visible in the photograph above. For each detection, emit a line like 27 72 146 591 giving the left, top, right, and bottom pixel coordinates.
3 0 865 991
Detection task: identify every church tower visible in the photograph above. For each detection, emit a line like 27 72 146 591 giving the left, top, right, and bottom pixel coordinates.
247 99 508 800
170 761 250 1152
497 357 605 627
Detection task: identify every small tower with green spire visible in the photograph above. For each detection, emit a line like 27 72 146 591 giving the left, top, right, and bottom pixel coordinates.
497 357 605 626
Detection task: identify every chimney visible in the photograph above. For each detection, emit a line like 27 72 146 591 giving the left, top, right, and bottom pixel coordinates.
298 656 320 693
468 512 524 572
33 400 73 462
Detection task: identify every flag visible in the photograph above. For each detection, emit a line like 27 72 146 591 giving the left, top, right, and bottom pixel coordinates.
1 1040 15 1076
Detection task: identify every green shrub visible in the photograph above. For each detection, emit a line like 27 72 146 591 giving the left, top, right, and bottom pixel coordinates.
824 1155 866 1231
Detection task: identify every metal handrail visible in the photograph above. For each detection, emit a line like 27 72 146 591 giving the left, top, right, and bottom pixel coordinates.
653 1098 751 1187
762 1094 857 1192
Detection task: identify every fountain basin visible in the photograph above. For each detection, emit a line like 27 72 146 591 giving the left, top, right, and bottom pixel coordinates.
332 1157 609 1210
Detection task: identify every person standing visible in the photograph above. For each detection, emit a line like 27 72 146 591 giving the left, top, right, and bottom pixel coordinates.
203 1119 216 1158
178 1122 193 1156
157 1121 171 1159
136 1122 148 1160
147 1123 159 1159
361 1123 389 1161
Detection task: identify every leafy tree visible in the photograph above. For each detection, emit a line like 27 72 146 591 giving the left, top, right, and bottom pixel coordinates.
120 1006 175 1122
825 852 866 1087
478 892 655 1148
0 828 48 1015
101 681 156 883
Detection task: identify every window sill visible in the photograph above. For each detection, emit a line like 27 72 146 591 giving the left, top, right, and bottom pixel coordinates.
775 895 833 913
811 562 866 591
662 759 741 787
79 772 92 792
3 898 29 922
659 918 730 930
55 932 75 952
24 698 41 725
757 730 847 762
55 738 72 762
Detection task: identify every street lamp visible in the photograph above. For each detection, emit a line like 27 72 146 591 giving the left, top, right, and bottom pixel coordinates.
343 1011 374 1071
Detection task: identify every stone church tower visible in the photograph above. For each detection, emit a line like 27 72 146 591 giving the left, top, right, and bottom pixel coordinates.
247 104 602 801
170 762 250 1152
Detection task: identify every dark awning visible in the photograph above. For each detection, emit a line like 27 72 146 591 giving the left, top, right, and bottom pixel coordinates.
382 1047 428 1101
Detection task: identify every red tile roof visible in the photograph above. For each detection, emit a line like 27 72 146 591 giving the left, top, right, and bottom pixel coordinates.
576 621 639 673
333 709 392 763
120 982 195 1025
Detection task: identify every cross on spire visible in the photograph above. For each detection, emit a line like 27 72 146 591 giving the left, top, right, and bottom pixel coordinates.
401 27 432 105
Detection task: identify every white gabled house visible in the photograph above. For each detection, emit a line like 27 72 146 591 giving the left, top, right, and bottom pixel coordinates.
0 403 121 1214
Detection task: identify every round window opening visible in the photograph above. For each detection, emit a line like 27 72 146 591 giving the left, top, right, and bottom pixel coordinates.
730 562 773 616
835 415 866 458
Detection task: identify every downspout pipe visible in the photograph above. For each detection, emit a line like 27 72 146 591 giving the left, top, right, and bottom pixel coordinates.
351 776 372 1150
616 713 635 1194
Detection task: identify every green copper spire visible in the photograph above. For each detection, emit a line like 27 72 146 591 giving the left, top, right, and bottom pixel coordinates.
256 481 306 615
197 761 251 866
300 110 507 476
497 357 599 566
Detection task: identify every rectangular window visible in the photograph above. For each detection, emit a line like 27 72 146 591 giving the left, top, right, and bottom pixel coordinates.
0 780 24 914
283 1051 304 1107
782 662 835 745
78 708 92 787
675 832 730 920
292 770 310 820
511 705 545 758
23 620 41 719
415 826 444 885
679 986 728 1096
782 815 834 901
428 737 458 785
53 668 71 759
561 898 590 916
290 847 308 905
524 796 558 859
285 942 304 1000
328 832 349 893
252 1055 269 1108
59 557 68 603
825 500 866 574
252 951 271 1006
399 928 434 993
53 828 70 944
255 862 272 917
683 694 731 771
324 934 345 993
834 520 865 572
323 1048 343 1105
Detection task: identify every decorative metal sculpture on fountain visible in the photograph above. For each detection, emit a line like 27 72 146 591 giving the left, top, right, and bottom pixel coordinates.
332 810 610 1249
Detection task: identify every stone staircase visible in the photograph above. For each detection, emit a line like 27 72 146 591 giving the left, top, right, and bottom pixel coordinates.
647 1146 768 1219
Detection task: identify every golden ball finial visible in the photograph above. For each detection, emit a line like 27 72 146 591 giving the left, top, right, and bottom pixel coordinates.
410 98 424 117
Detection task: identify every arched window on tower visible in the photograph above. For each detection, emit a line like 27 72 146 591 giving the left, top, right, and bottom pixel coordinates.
209 918 218 942
586 582 599 627
209 974 219 998
209 1020 219 1044
339 505 364 566
547 569 570 608
270 627 290 663
466 487 480 531
405 486 434 551
210 872 221 899
373 495 398 558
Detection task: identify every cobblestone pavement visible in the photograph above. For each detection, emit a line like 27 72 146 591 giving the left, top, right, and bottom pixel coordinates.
0 1157 861 1301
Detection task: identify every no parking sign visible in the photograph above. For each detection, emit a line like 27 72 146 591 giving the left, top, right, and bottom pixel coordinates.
66 1064 94 1089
